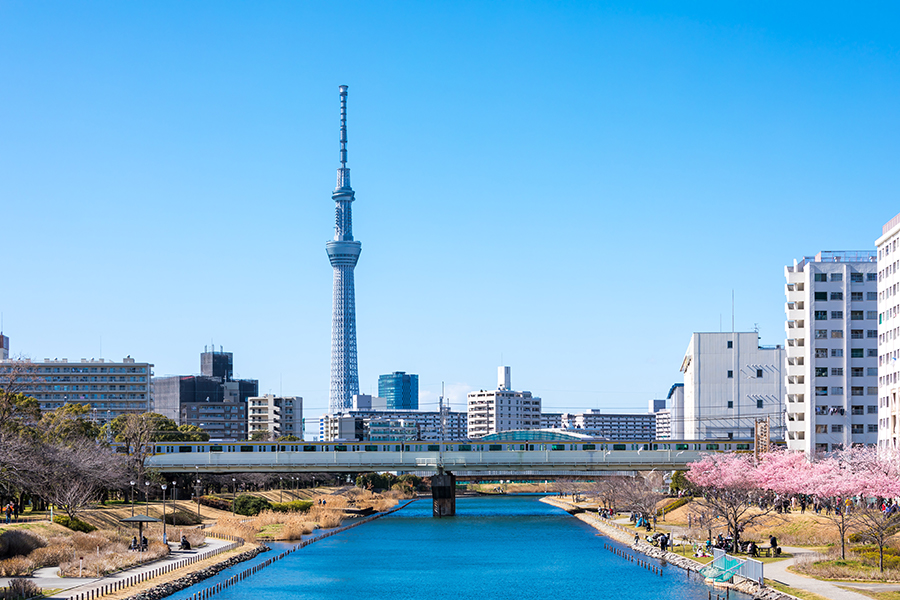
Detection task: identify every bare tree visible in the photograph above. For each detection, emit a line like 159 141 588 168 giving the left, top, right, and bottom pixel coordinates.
618 473 664 525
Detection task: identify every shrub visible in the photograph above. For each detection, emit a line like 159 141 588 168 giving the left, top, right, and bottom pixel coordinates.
234 495 272 517
0 530 46 560
659 497 691 516
198 495 233 511
29 544 72 568
52 516 96 533
0 557 33 577
3 577 41 599
164 511 203 526
271 500 312 513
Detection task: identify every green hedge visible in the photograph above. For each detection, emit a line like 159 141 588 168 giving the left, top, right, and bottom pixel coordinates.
271 500 313 513
234 495 272 517
658 497 691 516
53 515 96 532
164 510 203 525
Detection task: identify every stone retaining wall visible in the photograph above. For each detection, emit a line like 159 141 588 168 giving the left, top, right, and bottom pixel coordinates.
120 547 268 600
540 498 799 600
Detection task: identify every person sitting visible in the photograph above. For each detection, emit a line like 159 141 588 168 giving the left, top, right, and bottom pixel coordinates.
180 535 191 550
141 535 149 551
130 536 138 551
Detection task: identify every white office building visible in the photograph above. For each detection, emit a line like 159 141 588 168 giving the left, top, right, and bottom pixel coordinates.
560 409 656 440
247 395 302 440
467 367 542 438
785 251 879 453
877 214 900 449
680 332 784 441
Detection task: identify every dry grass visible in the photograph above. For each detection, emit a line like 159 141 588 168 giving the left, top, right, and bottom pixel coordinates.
0 556 32 576
791 549 900 582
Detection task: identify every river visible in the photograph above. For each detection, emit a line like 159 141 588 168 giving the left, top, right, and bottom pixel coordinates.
173 495 752 600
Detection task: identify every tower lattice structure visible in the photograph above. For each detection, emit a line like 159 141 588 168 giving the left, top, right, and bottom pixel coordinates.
326 85 362 413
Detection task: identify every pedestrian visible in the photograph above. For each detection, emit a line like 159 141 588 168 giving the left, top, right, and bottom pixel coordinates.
634 533 639 544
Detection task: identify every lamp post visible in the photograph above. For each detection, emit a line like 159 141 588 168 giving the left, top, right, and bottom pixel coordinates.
144 481 150 516
194 478 202 518
130 481 136 517
232 478 236 515
161 484 168 544
279 477 283 503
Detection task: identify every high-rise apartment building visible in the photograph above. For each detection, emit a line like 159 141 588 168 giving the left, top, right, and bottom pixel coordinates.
0 351 151 420
327 85 362 413
466 367 542 438
680 332 785 441
378 372 418 410
0 333 8 360
785 251 879 453
247 395 302 440
877 213 900 449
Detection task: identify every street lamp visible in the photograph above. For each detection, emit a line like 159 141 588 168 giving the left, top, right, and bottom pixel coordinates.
279 477 283 503
161 484 168 544
144 481 150 516
194 478 202 519
130 481 136 517
232 478 236 515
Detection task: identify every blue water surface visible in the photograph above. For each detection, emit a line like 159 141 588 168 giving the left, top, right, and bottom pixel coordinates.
175 496 751 600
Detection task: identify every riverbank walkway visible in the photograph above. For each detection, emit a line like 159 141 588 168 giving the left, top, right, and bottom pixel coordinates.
0 537 236 600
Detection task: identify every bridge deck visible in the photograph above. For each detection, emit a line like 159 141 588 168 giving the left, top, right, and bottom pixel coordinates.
146 449 702 473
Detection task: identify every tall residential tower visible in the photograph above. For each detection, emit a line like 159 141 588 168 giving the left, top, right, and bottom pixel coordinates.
326 85 362 413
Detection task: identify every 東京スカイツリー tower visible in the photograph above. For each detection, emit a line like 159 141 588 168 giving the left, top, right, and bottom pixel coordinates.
326 85 361 413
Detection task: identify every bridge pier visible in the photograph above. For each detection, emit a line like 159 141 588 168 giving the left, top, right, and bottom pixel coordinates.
431 469 455 517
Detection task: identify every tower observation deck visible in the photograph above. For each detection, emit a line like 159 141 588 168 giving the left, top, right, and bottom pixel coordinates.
326 85 361 413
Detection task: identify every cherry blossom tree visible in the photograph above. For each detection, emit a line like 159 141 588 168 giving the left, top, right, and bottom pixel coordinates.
687 453 776 551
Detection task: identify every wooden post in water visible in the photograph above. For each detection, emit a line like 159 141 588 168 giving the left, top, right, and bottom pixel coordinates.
432 468 456 517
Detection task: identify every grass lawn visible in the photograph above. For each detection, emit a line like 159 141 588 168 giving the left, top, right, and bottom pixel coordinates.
835 587 900 600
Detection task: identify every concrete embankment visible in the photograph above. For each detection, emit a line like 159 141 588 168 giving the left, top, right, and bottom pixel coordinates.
540 497 797 600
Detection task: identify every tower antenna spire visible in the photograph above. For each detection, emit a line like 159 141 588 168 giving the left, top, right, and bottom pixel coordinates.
339 85 348 169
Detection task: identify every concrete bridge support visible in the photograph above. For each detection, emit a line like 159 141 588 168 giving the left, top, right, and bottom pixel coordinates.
431 469 455 517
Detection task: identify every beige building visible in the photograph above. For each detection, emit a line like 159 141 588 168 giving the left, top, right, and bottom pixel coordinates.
247 394 302 440
467 367 542 438
0 353 152 421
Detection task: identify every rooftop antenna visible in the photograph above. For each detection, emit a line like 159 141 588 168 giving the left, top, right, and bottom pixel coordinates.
340 85 348 169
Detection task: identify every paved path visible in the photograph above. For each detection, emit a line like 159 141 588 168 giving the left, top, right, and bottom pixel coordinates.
0 537 234 600
764 546 873 600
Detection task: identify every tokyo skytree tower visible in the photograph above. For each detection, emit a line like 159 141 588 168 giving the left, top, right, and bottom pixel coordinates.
326 85 362 413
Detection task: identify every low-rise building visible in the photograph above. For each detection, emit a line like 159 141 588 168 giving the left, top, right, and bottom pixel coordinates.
560 409 656 440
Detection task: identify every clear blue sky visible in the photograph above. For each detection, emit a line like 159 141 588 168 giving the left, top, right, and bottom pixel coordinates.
2 2 899 432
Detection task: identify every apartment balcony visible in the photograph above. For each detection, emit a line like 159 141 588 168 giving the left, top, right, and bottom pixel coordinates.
786 393 805 403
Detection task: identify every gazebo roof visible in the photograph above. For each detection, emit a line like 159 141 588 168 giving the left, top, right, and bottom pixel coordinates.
120 515 162 523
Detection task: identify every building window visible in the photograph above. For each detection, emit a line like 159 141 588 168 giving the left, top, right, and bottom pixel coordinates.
816 348 828 358
815 292 828 301
832 349 843 357
756 368 763 378
868 330 877 338
868 405 878 414
816 367 828 377
851 405 864 415
832 311 844 319
851 272 864 283
815 311 828 320
727 341 733 349
831 368 843 376
727 401 733 408
815 273 828 282
868 291 878 301
832 424 843 433
851 311 863 320
868 367 878 376
832 330 844 338
816 425 828 434
727 370 733 378
830 292 843 300
832 273 843 282
868 273 877 281
831 387 843 395
868 349 878 357
852 424 864 434
869 424 878 433
851 292 863 301
757 399 763 409
850 348 864 358
816 387 828 396
867 311 877 320
851 330 864 339
868 386 878 395
851 387 864 396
